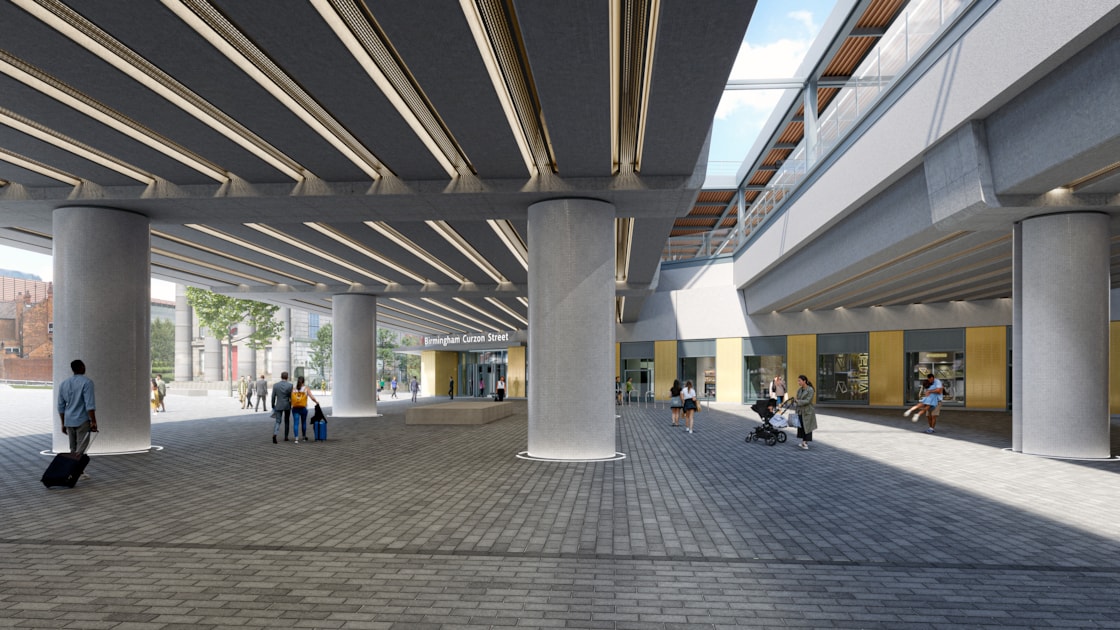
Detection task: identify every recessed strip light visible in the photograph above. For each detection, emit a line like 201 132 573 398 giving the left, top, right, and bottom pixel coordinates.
487 219 528 270
166 0 387 181
243 223 392 284
153 247 276 284
364 221 465 284
611 0 661 173
485 297 528 327
377 310 451 336
313 0 468 179
0 107 154 184
389 297 484 332
304 222 428 284
152 229 316 285
452 297 516 330
379 302 457 332
517 297 528 307
15 0 307 181
0 147 80 185
426 220 506 284
184 223 351 284
615 217 634 281
0 52 228 182
422 297 500 332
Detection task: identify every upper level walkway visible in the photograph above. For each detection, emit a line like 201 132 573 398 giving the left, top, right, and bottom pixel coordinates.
1 386 1118 628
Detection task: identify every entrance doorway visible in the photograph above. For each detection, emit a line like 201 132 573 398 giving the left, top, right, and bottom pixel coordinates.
622 368 651 403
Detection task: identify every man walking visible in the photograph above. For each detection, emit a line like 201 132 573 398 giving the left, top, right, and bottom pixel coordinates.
410 376 419 402
155 374 167 412
57 359 98 457
391 377 398 398
448 377 454 400
254 375 268 411
271 372 294 443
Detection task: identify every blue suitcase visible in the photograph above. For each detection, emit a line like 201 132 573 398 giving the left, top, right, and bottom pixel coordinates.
312 420 327 441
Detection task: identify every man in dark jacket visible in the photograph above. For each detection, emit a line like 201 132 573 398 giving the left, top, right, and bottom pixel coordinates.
270 372 294 443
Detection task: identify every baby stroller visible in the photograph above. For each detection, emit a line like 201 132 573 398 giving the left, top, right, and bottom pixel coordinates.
746 398 789 446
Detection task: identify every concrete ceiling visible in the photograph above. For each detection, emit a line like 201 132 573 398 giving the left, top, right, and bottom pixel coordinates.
0 0 756 335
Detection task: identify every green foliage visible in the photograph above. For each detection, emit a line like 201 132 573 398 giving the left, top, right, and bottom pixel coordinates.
150 318 174 368
377 328 398 379
185 287 283 349
309 323 332 387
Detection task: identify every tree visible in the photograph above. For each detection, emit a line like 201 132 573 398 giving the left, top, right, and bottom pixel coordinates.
376 327 398 380
150 318 174 374
308 323 332 389
185 287 284 395
398 334 421 379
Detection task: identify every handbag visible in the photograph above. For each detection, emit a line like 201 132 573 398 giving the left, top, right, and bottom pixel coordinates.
787 412 801 428
670 396 682 408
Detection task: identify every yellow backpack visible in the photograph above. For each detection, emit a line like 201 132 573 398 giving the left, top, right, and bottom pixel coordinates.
291 389 308 407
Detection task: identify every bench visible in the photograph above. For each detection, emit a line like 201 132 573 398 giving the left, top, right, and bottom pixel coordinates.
405 401 514 425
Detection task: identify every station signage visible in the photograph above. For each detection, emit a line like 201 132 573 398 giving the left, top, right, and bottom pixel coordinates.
422 330 521 348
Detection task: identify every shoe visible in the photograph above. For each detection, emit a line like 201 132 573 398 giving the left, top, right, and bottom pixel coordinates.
273 435 277 444
925 428 935 434
80 473 91 480
798 443 809 450
294 438 299 444
903 410 911 417
284 437 289 441
912 416 919 422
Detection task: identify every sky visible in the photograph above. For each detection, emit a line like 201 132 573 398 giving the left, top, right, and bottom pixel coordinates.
0 244 176 301
707 0 839 175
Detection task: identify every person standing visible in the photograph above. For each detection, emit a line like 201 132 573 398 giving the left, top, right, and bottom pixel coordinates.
410 376 419 402
495 376 506 401
669 379 683 427
150 378 160 413
769 375 787 406
155 375 167 412
271 371 294 443
391 377 398 399
58 359 98 456
625 377 634 405
254 375 268 411
682 380 698 434
615 376 622 405
238 375 249 408
793 374 818 450
448 376 454 399
478 376 485 398
290 375 317 444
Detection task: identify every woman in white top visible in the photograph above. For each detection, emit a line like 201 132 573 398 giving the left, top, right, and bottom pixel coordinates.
682 380 698 434
290 375 318 444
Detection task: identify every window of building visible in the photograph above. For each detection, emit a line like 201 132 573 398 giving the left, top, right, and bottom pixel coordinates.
309 313 320 337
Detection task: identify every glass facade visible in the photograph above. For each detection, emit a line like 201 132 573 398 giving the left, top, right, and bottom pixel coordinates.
907 351 965 405
817 352 869 403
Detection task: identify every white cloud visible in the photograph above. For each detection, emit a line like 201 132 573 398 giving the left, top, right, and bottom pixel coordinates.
788 10 818 35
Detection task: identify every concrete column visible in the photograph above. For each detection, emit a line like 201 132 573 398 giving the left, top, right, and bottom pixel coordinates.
203 336 222 382
236 322 255 381
273 307 291 378
1011 223 1023 452
1018 212 1110 458
52 207 151 455
526 198 618 460
174 284 193 382
332 294 377 417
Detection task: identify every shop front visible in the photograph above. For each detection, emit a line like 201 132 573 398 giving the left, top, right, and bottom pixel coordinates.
419 330 526 399
620 341 654 403
817 332 869 404
904 328 965 406
679 339 716 399
743 336 786 403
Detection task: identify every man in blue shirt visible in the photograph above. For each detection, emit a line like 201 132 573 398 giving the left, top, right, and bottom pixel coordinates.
57 359 98 454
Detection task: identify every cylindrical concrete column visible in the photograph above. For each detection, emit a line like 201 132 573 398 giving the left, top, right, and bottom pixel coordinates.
273 307 291 378
174 284 193 382
1011 223 1023 452
237 322 255 381
1018 212 1110 458
52 207 151 455
332 294 377 417
203 336 222 381
526 198 618 460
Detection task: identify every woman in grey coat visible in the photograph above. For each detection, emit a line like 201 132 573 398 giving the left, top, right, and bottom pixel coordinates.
793 374 818 450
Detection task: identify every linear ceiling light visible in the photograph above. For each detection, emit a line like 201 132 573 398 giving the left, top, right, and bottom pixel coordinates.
166 0 387 181
152 229 316 285
304 222 429 284
0 107 153 184
615 217 634 281
364 221 466 284
184 223 351 284
452 297 516 330
460 0 554 175
487 219 528 270
0 147 80 185
376 310 451 336
517 297 528 307
15 0 307 181
611 0 661 173
379 302 457 333
152 247 276 284
426 220 506 284
243 223 392 284
312 0 469 179
485 297 528 327
422 297 500 332
389 297 484 332
0 52 228 182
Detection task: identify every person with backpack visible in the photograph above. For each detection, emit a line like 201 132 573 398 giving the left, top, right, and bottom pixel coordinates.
290 375 318 444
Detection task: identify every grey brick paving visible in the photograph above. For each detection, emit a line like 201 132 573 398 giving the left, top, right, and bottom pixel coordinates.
1 387 1119 628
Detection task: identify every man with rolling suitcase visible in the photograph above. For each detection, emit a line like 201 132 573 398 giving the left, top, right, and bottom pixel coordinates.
46 359 99 487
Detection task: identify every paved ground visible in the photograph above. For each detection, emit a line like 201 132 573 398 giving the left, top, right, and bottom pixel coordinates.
1 387 1118 629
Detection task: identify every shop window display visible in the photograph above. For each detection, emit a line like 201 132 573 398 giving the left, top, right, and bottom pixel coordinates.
908 351 964 405
745 355 786 402
817 352 869 403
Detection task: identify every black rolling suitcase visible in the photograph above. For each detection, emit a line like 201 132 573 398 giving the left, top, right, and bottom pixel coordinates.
42 452 90 488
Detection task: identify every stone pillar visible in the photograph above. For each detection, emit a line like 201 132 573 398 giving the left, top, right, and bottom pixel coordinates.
52 207 151 455
174 284 193 382
1011 223 1023 452
236 322 255 381
203 336 222 382
1017 212 1110 458
332 294 378 417
526 198 618 460
273 307 291 378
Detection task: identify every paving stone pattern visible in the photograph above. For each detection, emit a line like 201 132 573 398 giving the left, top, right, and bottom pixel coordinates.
1 387 1118 628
